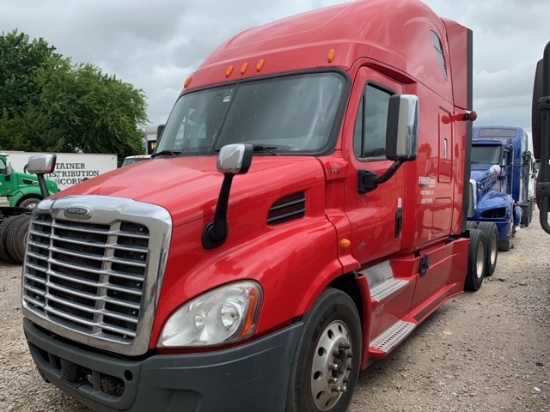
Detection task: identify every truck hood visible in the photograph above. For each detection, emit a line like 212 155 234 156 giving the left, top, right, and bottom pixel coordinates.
470 167 493 183
54 156 325 224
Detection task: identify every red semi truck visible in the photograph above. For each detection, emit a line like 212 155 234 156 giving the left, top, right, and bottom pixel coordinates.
21 1 486 411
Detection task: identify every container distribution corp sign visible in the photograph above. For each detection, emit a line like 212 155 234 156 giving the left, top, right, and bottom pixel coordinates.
5 152 118 191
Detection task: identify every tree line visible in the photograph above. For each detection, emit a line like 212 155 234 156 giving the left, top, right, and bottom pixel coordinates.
0 30 148 158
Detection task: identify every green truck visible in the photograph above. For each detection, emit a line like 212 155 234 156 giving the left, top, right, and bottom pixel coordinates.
0 153 60 264
0 152 60 209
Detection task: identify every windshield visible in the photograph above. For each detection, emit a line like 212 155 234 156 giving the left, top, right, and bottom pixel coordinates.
471 145 502 164
157 72 346 155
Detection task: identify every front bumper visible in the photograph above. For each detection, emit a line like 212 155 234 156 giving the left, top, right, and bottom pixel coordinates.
24 318 303 412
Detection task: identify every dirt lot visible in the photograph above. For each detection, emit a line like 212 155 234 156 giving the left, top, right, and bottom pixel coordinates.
0 211 548 412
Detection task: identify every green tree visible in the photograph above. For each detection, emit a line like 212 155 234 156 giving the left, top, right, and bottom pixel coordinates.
0 30 148 158
0 30 59 118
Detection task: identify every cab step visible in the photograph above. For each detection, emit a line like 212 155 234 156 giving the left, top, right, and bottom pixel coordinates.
370 278 409 303
369 320 416 354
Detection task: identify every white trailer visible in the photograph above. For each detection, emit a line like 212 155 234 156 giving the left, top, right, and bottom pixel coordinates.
3 152 118 191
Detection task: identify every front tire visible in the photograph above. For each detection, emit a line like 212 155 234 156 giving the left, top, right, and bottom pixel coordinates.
18 197 41 211
286 288 361 412
465 228 486 291
478 222 498 277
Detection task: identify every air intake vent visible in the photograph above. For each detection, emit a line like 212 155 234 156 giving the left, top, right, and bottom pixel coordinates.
267 192 306 226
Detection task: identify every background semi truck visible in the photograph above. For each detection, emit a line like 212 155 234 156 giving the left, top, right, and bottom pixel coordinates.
20 1 488 411
468 125 536 252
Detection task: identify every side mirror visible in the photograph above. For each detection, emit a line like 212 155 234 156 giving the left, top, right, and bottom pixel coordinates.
386 95 419 161
27 154 57 174
5 161 12 177
203 144 253 249
26 154 57 198
217 144 253 175
358 95 420 194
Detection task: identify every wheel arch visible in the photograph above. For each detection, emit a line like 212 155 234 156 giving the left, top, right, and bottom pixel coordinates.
328 273 366 330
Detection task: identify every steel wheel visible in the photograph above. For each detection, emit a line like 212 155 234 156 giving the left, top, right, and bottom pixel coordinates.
286 288 361 412
311 320 353 410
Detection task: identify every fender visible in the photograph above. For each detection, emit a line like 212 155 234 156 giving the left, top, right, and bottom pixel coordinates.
7 187 43 208
150 213 348 348
474 191 514 239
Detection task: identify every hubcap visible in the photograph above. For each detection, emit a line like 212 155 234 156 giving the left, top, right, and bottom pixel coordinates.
311 320 353 410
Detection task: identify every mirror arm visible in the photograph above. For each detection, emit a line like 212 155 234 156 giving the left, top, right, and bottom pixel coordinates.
37 174 50 198
358 160 404 194
203 174 234 249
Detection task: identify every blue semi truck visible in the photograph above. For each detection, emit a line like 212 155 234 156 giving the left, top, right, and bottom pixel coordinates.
468 126 536 253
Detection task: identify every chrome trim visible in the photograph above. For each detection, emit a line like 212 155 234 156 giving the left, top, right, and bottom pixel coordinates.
21 195 172 356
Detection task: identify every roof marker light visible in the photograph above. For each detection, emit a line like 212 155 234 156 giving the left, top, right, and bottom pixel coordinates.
241 62 249 75
226 65 234 78
184 76 192 88
328 49 336 63
256 59 265 72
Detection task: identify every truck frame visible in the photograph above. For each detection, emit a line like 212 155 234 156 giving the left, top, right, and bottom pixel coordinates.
20 1 488 411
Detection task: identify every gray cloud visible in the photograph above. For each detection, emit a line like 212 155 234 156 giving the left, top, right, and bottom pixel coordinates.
1 0 547 129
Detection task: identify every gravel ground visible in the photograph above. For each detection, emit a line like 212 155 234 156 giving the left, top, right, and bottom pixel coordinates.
0 210 548 411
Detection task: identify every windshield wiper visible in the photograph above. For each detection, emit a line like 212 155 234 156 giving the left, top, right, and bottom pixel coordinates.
151 150 182 158
252 145 280 156
213 145 282 155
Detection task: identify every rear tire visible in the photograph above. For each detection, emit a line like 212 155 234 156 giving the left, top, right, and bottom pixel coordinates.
477 222 498 277
521 198 533 227
286 288 361 412
0 216 22 262
465 228 486 292
6 214 31 264
498 217 513 252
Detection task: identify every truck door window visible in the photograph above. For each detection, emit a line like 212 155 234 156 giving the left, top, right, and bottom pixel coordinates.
353 84 391 160
0 158 5 173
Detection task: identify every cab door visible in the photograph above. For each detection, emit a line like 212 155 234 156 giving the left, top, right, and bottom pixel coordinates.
343 67 405 266
0 157 14 197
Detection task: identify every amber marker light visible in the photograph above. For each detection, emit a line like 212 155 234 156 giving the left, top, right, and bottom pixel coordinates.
226 65 234 78
340 238 351 249
184 76 192 88
241 62 249 75
256 59 265 72
237 287 261 339
328 49 336 63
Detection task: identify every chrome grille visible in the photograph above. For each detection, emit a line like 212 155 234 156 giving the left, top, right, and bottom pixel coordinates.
21 196 172 356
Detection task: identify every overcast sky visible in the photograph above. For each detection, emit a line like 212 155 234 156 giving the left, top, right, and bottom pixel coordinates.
1 0 548 131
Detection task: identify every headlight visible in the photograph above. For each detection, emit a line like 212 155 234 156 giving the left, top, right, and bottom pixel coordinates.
158 281 262 347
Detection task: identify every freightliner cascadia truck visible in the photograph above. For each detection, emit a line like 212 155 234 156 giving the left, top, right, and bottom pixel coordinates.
21 1 488 411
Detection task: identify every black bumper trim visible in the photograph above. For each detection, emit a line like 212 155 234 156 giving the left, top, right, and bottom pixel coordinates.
24 318 303 412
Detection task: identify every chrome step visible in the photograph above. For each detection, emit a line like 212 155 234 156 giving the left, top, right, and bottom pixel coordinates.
370 320 416 353
370 278 409 303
